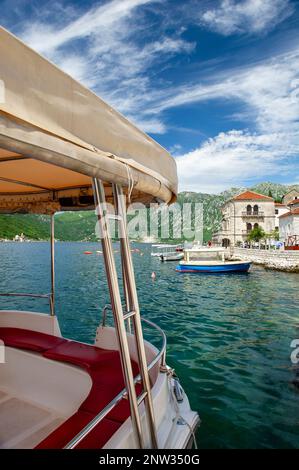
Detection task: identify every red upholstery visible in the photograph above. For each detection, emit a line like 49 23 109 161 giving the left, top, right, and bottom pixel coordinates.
0 326 142 448
43 340 119 370
37 346 141 448
35 411 121 449
80 381 143 422
0 327 66 352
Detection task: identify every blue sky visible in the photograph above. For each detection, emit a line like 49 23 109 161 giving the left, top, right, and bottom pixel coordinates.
1 0 299 193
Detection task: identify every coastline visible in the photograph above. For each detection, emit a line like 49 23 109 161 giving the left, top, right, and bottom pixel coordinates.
231 247 299 273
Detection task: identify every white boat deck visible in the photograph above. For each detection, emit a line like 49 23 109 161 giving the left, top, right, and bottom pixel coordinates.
0 389 64 449
179 260 247 266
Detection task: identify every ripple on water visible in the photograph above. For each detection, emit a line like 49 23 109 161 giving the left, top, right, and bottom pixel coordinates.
0 242 298 448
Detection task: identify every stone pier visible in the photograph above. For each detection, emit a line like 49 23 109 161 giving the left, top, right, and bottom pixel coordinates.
230 247 299 273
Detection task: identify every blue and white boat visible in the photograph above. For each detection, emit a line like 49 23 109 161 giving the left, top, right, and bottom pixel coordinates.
176 247 251 273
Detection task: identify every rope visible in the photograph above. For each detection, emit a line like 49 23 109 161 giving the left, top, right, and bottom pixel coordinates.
163 369 198 449
125 164 134 204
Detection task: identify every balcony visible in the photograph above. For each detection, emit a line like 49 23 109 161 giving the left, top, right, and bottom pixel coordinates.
242 211 264 218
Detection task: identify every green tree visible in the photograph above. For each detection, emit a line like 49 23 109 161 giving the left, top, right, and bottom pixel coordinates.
247 226 265 243
267 228 279 241
268 189 273 198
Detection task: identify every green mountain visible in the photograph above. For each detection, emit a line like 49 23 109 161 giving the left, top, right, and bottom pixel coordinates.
0 182 298 242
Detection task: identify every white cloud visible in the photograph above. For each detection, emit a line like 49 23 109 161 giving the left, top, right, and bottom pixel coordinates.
201 0 294 36
14 0 299 193
21 0 153 55
129 116 167 134
171 46 299 192
19 0 195 133
176 129 299 193
17 0 298 139
148 46 299 134
168 143 183 156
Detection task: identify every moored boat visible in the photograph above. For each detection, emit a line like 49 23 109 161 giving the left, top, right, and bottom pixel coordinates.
0 27 198 449
160 252 184 262
151 244 184 261
176 247 251 273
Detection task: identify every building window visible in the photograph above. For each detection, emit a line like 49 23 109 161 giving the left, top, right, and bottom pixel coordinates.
247 223 252 232
246 204 252 215
254 223 259 229
253 204 258 215
275 209 278 215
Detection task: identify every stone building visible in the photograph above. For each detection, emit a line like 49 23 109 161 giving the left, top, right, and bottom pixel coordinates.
216 190 275 247
274 203 289 230
288 198 299 210
279 208 299 247
282 188 299 206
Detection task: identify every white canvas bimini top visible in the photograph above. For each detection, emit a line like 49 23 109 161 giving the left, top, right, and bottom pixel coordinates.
0 27 178 213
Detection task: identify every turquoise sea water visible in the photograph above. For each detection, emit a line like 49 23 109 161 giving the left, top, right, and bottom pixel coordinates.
0 241 299 449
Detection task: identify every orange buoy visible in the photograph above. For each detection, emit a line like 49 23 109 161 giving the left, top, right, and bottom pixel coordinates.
84 251 93 255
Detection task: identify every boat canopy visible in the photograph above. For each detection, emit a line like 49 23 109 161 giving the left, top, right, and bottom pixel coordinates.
0 27 177 214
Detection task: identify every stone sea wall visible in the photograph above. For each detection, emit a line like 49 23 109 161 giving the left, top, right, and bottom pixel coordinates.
230 247 299 273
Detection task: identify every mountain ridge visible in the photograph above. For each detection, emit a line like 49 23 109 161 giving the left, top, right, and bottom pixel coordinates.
0 182 298 241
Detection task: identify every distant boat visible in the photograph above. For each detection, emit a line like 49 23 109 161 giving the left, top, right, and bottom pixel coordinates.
176 247 251 273
151 244 184 260
160 252 184 262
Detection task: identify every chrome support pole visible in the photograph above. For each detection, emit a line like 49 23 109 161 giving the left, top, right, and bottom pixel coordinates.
50 214 55 316
113 184 158 449
92 178 144 449
122 255 132 334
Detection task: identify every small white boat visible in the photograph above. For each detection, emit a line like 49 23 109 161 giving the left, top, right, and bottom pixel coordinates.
0 27 198 450
151 244 183 261
176 247 251 273
160 252 184 262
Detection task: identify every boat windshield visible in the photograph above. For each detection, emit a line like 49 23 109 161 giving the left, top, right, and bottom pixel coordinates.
184 248 226 262
152 244 179 254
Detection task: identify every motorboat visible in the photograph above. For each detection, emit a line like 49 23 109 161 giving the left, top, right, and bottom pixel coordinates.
176 247 251 273
151 244 184 261
0 27 199 449
160 252 184 262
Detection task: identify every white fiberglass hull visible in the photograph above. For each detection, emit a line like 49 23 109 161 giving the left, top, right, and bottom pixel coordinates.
160 253 184 262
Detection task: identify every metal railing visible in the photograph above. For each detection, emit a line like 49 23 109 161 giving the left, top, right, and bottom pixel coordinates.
64 315 166 449
0 292 54 316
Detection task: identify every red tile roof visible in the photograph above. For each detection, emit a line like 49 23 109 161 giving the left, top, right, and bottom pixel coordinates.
279 208 299 218
288 199 299 205
275 202 287 207
233 190 274 201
